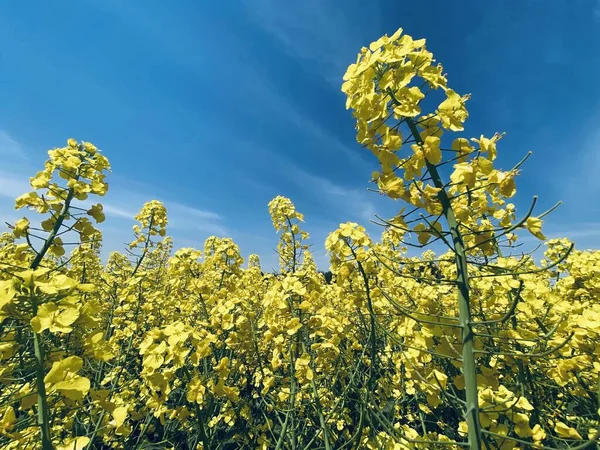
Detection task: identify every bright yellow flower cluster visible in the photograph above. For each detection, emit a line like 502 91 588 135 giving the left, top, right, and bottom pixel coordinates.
130 200 168 249
11 139 110 262
268 195 310 273
342 28 545 255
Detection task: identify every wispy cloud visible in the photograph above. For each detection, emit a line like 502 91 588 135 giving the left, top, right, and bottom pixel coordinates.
548 222 600 241
242 0 382 85
556 107 600 218
531 103 600 254
0 130 26 161
100 203 137 220
289 166 377 223
0 171 29 200
513 222 600 264
231 136 378 226
92 187 229 237
166 201 228 236
275 97 366 168
0 169 139 223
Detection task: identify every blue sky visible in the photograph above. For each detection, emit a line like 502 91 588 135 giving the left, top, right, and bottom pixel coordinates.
1 0 599 270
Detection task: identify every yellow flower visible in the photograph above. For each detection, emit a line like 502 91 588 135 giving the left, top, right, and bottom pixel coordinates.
31 302 80 334
49 236 66 257
12 217 30 238
0 280 16 311
437 89 469 131
514 396 534 411
472 134 502 161
413 223 431 245
56 437 90 450
294 352 314 382
420 63 447 89
532 424 546 442
0 406 16 434
368 27 403 52
525 217 546 240
382 128 402 151
109 406 129 435
422 136 442 164
286 317 302 335
450 162 476 189
393 86 425 117
41 216 56 232
554 421 582 440
87 203 105 223
497 171 517 197
83 331 114 361
214 357 230 377
44 356 90 401
29 170 52 189
512 412 533 437
452 137 473 162
377 174 405 199
187 377 207 404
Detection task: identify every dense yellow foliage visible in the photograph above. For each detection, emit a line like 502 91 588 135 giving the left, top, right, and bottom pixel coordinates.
1 28 599 450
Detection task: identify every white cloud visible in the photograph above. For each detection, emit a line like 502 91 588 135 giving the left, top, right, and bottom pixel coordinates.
256 145 380 225
242 0 382 85
277 98 366 168
533 103 600 254
0 130 26 160
544 222 600 251
166 201 228 236
101 203 137 220
0 171 29 199
92 189 229 237
554 107 600 219
290 167 377 223
0 170 139 223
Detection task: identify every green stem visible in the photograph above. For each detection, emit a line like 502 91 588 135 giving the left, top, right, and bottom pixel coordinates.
275 346 298 450
406 117 482 450
33 324 53 450
29 187 76 450
31 189 75 269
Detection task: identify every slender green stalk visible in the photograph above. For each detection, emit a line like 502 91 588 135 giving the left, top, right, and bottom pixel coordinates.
275 344 298 450
32 321 53 450
406 117 482 450
29 186 76 450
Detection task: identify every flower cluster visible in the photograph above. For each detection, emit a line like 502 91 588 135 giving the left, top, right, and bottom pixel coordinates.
342 28 544 255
